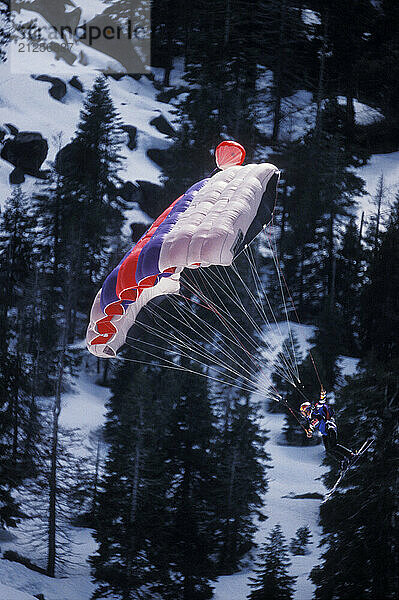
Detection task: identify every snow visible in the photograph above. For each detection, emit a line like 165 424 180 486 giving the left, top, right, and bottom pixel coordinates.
0 442 100 600
339 355 360 379
336 96 384 126
9 1 150 77
0 322 325 600
77 0 110 24
353 151 399 220
60 369 109 433
0 582 37 600
301 9 321 26
255 82 384 143
0 547 96 600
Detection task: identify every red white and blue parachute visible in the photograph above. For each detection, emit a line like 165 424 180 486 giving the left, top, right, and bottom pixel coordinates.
86 142 279 358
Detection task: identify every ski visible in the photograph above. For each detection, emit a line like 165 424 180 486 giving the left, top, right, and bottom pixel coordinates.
322 438 374 502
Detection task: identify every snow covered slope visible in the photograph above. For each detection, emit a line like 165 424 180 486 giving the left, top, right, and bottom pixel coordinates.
0 63 174 233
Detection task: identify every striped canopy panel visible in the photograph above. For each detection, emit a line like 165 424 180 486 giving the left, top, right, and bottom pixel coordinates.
86 162 279 358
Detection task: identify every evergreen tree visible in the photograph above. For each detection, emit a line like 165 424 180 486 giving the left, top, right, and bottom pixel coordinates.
0 187 36 345
0 0 9 62
310 363 398 599
0 188 41 525
155 364 217 600
309 1 378 139
308 303 343 392
17 423 85 575
34 78 126 342
270 100 366 319
335 216 364 355
289 525 312 556
361 197 399 362
311 202 399 600
270 334 303 414
212 385 269 574
258 0 314 142
248 523 296 600
90 363 166 599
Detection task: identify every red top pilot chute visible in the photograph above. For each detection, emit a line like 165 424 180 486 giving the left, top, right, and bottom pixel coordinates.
215 140 246 170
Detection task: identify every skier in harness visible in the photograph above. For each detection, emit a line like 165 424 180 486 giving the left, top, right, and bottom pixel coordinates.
300 390 355 468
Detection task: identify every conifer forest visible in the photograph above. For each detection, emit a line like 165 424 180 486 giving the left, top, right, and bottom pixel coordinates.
0 1 397 599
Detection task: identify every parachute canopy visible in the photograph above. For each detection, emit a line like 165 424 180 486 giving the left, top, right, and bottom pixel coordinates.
86 142 279 358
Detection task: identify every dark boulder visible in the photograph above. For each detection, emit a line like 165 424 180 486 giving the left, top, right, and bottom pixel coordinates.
118 180 140 203
135 180 170 219
55 140 97 177
69 76 84 92
33 75 67 101
9 167 25 184
4 123 19 136
121 125 137 150
149 114 176 137
1 132 48 176
146 148 169 169
130 222 148 242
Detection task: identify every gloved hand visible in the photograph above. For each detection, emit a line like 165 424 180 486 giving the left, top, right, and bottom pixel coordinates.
306 420 316 438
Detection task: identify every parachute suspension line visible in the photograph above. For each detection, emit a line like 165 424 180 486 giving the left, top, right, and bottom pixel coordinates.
190 260 300 391
264 227 300 382
227 255 299 385
239 246 300 384
179 275 285 400
279 261 324 390
244 245 299 384
126 321 260 394
177 286 260 373
281 400 309 434
264 224 325 391
147 293 277 398
199 261 269 344
177 291 261 372
199 259 295 382
226 223 316 412
181 272 263 363
176 294 282 402
167 295 268 389
180 273 288 396
124 303 266 396
225 261 298 388
194 264 289 382
118 351 263 397
136 296 265 391
181 280 264 377
181 272 261 355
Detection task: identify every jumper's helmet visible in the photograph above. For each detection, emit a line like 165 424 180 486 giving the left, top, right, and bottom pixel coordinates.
300 402 312 418
320 389 327 401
